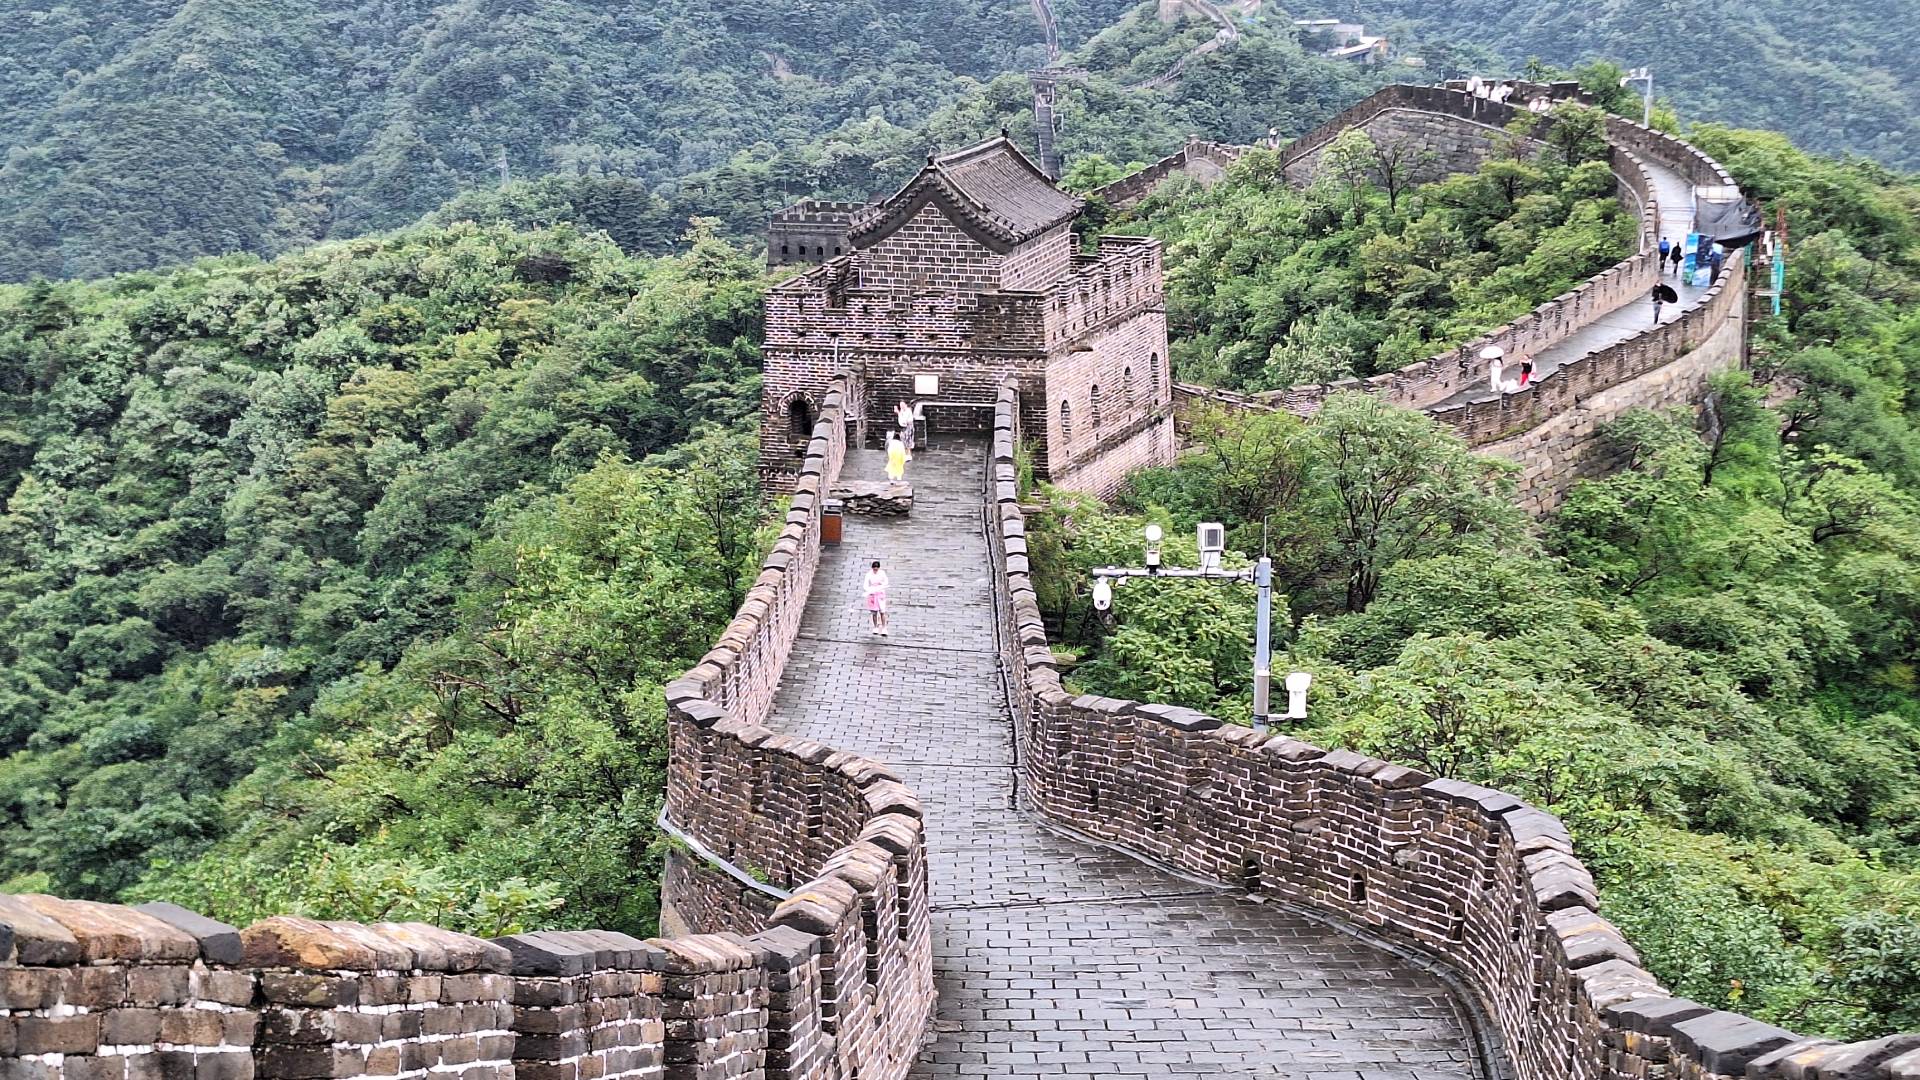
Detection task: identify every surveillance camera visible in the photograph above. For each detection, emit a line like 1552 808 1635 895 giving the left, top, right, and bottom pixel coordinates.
1197 522 1226 554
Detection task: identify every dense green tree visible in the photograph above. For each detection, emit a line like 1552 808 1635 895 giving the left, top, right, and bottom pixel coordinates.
0 221 772 932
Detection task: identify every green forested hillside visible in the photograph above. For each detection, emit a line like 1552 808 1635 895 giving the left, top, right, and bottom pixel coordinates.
1341 0 1920 170
0 0 1420 281
0 0 1076 281
0 221 770 935
417 9 1411 255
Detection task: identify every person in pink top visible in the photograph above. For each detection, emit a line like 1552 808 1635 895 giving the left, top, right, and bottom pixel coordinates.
865 560 890 636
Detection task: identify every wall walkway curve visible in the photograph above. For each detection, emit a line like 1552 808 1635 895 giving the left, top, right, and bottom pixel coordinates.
1171 84 1754 512
987 383 1920 1080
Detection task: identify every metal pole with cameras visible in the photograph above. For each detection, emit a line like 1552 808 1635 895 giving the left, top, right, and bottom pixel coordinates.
1089 523 1305 733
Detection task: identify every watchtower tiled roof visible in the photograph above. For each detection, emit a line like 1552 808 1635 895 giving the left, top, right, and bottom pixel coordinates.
849 135 1081 253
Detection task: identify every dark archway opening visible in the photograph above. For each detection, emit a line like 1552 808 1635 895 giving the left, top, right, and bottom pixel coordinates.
788 396 816 437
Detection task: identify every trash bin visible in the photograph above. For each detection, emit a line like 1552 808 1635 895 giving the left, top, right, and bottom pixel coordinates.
822 499 844 546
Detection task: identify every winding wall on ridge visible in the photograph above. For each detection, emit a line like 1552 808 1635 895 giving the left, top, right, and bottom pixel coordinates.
1171 84 1753 513
985 384 1920 1080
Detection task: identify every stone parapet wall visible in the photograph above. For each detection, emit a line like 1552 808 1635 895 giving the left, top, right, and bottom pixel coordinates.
1433 258 1747 449
984 384 1920 1080
1483 289 1746 515
1278 84 1539 183
1089 138 1243 209
768 201 864 268
1042 235 1163 350
661 372 936 1079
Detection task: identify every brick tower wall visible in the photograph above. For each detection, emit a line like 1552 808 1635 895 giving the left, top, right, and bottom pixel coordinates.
1043 304 1173 498
768 201 863 268
998 225 1074 291
760 261 1050 487
1038 235 1175 495
853 206 1003 292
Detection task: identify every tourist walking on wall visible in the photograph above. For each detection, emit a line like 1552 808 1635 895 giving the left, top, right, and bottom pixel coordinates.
1658 237 1672 274
1651 283 1677 324
1668 241 1685 277
865 560 890 636
886 430 907 482
1483 345 1519 394
896 400 916 461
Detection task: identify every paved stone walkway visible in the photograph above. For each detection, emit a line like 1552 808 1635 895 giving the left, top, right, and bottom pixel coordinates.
1428 149 1707 410
767 438 1483 1078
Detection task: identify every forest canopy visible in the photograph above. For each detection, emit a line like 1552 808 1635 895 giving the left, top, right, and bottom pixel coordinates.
0 220 771 935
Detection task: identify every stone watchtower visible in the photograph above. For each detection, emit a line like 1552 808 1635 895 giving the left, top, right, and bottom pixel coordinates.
761 136 1175 496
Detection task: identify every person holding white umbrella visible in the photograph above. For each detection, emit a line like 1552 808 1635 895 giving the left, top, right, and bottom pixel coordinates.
1483 345 1520 394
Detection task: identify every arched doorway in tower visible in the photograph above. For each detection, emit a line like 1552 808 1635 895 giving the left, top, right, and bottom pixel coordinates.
785 393 816 458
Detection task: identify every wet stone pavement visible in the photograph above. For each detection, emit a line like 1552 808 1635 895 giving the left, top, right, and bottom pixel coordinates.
765 436 1482 1078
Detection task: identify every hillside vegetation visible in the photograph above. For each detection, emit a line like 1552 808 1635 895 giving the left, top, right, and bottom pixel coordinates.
0 221 770 935
1070 102 1633 388
1343 0 1920 170
0 0 1074 280
1036 124 1920 1038
0 0 1428 282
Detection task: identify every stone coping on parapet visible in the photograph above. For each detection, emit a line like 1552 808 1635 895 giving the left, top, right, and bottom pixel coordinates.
982 382 1920 1080
1087 137 1246 209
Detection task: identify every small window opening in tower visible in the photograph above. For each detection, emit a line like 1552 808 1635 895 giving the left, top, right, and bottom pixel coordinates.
1150 352 1161 397
1123 366 1133 403
1091 384 1102 426
788 396 815 436
1060 399 1073 443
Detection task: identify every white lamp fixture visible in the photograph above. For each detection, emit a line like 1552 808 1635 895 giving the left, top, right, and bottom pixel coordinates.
1143 523 1164 569
1284 671 1313 720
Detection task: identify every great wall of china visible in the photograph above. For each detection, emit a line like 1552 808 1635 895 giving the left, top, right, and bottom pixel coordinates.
1138 83 1753 514
4 84 1913 1080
